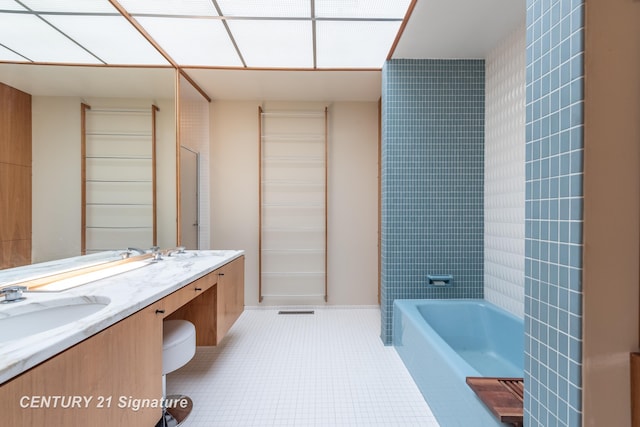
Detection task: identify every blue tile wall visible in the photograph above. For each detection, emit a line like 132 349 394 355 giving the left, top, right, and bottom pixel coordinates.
524 0 584 426
380 59 485 344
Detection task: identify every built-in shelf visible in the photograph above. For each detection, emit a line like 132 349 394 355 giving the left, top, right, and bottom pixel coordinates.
259 107 328 303
81 103 159 253
86 179 153 183
86 131 152 137
86 155 153 160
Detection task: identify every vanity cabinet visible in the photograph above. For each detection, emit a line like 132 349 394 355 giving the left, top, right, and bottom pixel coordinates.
167 255 244 345
216 255 245 343
0 255 245 426
0 301 164 426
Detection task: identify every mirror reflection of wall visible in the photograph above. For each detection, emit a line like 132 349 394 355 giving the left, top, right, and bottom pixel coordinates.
32 96 177 263
0 65 179 269
0 82 31 269
180 146 199 249
82 103 159 253
177 75 210 250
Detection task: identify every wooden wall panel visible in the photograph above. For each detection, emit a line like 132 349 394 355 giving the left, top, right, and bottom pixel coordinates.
0 82 31 165
0 82 32 268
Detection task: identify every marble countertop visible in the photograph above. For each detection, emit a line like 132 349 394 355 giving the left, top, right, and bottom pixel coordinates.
0 249 244 385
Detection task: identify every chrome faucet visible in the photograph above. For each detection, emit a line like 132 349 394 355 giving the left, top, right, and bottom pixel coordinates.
165 246 186 257
127 247 147 255
121 247 147 259
0 285 27 303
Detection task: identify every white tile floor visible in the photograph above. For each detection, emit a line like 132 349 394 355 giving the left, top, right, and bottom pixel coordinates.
167 307 440 426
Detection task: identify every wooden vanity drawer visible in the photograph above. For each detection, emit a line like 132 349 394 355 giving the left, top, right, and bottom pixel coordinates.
160 272 217 318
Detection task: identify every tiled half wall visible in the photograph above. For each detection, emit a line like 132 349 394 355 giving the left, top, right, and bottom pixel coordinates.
524 0 585 425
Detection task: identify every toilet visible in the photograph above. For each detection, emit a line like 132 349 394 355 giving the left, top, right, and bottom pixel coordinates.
156 320 196 427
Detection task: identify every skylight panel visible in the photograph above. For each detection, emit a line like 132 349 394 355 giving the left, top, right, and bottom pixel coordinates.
0 0 27 11
44 15 169 65
116 0 218 16
18 0 118 13
136 17 241 67
316 21 402 68
227 20 312 68
217 0 309 18
0 12 101 63
0 44 28 61
315 0 412 19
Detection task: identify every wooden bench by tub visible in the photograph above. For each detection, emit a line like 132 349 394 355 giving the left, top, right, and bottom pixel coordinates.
466 377 524 427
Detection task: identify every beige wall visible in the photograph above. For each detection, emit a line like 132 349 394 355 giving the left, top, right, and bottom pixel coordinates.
210 101 379 306
582 0 640 425
32 96 177 263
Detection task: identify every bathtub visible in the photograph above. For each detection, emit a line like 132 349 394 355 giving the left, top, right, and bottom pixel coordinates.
393 299 524 427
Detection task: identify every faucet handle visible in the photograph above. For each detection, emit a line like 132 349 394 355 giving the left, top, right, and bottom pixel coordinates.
0 285 27 303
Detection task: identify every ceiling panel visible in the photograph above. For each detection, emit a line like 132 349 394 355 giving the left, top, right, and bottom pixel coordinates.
0 0 416 69
45 15 169 65
217 0 310 18
18 0 118 13
228 20 313 68
0 44 26 61
315 0 411 19
316 21 401 68
117 0 218 16
0 0 26 11
0 63 175 98
136 16 242 67
186 68 381 101
391 0 525 59
0 12 101 63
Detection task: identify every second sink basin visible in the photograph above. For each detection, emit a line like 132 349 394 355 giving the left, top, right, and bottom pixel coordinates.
0 296 110 344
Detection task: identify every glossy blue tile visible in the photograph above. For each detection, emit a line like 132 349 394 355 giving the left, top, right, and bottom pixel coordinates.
526 0 584 424
380 59 485 344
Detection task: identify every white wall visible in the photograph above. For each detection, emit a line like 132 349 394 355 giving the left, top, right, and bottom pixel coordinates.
32 96 176 263
484 22 526 317
210 101 379 306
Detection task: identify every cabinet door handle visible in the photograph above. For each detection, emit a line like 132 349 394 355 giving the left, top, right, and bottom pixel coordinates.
218 273 225 276
195 287 202 291
155 309 165 314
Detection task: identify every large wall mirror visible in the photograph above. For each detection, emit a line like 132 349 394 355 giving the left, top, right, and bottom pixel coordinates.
0 64 178 268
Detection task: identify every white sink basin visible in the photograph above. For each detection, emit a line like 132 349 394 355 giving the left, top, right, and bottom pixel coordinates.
0 296 110 343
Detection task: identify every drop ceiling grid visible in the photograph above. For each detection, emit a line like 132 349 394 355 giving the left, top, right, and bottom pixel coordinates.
0 0 411 68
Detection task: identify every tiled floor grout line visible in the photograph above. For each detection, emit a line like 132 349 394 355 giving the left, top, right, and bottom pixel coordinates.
167 308 439 426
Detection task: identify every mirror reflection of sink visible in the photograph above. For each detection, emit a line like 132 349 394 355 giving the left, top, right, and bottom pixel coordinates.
30 260 151 292
0 296 110 343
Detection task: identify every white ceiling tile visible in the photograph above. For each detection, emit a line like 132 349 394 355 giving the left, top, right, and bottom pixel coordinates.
0 0 416 70
217 0 309 18
0 12 101 63
18 0 118 13
0 1 27 11
315 0 411 19
316 20 401 68
117 0 218 16
0 44 28 61
227 20 312 68
44 15 169 65
136 16 242 67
